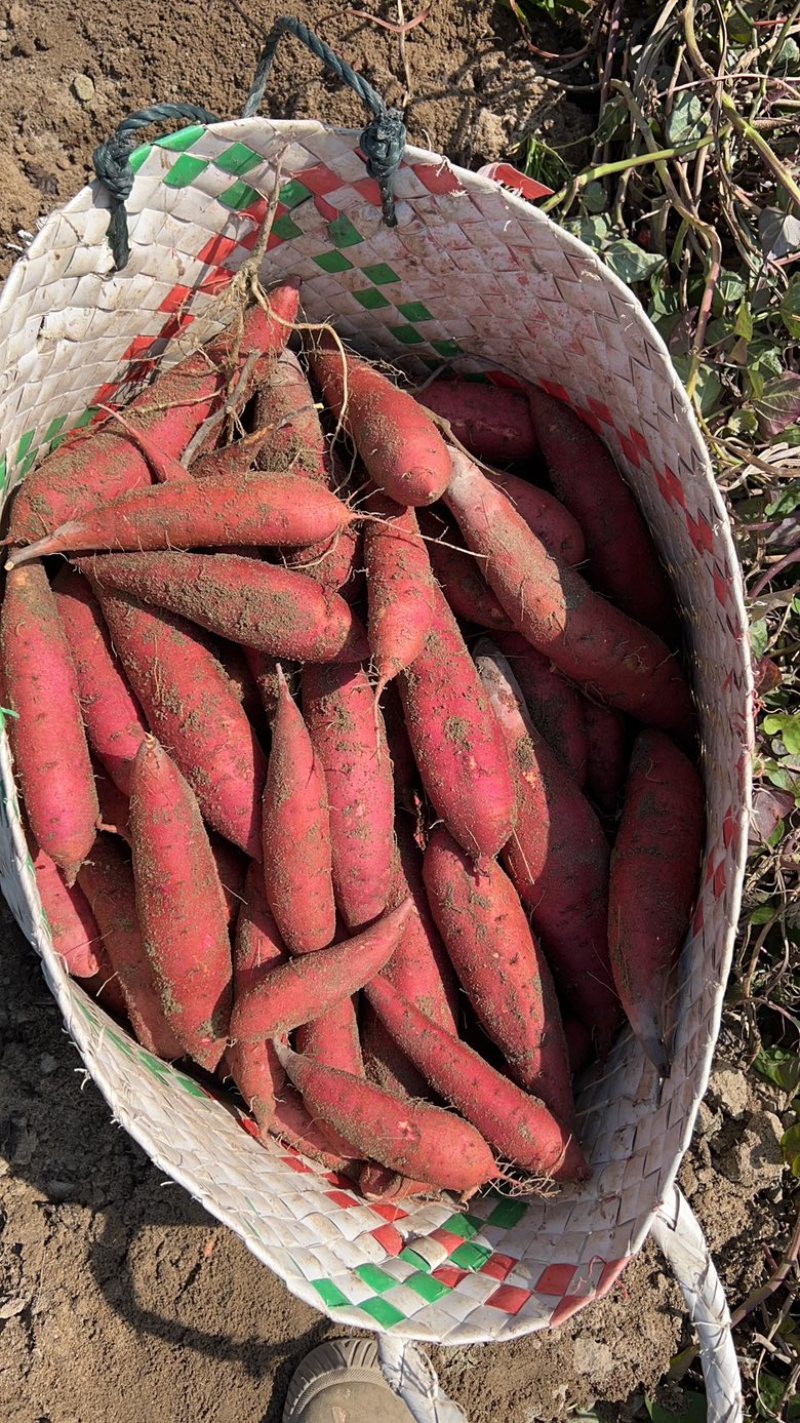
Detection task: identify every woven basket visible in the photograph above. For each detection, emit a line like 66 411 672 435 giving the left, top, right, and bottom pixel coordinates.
0 110 752 1413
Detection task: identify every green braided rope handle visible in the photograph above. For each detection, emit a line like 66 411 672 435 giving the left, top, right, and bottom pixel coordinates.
93 15 407 269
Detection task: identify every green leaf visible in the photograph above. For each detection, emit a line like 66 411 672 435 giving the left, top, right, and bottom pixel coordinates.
715 270 747 309
763 713 800 755
763 760 800 799
597 96 628 143
750 618 769 658
672 356 723 416
603 239 666 285
749 340 786 378
753 373 800 439
775 35 800 74
646 1390 707 1423
767 818 786 847
780 277 800 339
749 903 778 925
757 1373 786 1419
765 487 800 517
734 300 754 341
582 181 607 214
754 1047 800 1095
564 214 610 250
778 425 800 447
649 286 680 319
665 93 709 147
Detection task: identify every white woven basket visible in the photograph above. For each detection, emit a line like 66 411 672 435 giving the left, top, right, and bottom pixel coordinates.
0 108 751 1421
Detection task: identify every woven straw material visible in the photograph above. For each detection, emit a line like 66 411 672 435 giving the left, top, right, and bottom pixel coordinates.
0 117 753 1345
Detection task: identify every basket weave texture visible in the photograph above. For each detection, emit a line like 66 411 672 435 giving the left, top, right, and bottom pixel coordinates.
0 117 753 1345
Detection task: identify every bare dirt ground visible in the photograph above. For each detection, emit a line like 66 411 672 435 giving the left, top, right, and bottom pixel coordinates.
0 3 793 1421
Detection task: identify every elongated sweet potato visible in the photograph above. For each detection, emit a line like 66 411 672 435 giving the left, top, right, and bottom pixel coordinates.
495 632 588 787
80 552 369 664
609 729 704 1073
1 563 98 882
583 698 630 817
417 379 537 465
364 492 436 696
384 817 460 1034
445 449 693 734
33 845 101 979
486 468 585 566
398 581 516 864
418 510 513 633
423 826 575 1127
225 861 288 1126
96 590 266 857
130 738 232 1070
358 1163 436 1203
361 1007 430 1101
303 663 395 930
297 996 364 1077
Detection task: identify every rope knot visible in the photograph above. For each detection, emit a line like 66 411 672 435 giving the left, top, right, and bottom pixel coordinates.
361 107 406 228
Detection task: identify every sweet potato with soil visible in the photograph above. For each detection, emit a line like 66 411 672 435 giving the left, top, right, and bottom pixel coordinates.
262 667 336 955
52 566 147 795
230 899 412 1044
608 729 704 1073
93 760 131 843
303 663 395 930
564 1018 594 1076
423 826 575 1127
365 978 587 1179
358 1163 436 1202
476 645 622 1053
80 552 369 665
255 348 328 480
417 379 537 465
8 468 353 569
78 833 182 1060
361 1007 430 1101
380 682 420 813
130 738 233 1070
398 581 516 864
309 339 451 506
1 562 98 883
364 492 436 696
583 698 630 817
418 510 513 633
384 817 460 1034
244 649 285 721
277 1042 498 1192
8 291 300 542
33 845 101 979
96 590 266 857
444 448 693 734
495 632 588 787
297 996 364 1076
529 389 678 641
209 834 247 929
486 468 585 567
213 641 265 728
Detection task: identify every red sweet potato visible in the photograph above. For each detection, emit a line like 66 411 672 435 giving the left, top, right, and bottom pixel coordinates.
486 468 585 566
209 834 247 929
383 818 460 1034
130 737 233 1070
418 509 513 633
33 845 101 979
277 1042 498 1192
475 645 622 1053
230 899 412 1044
417 379 537 465
52 566 147 795
255 348 328 480
309 339 451 506
303 663 395 930
423 826 575 1127
529 389 678 640
444 448 693 734
1 563 98 883
365 978 587 1180
80 552 369 665
398 581 516 864
358 1163 436 1202
583 698 630 817
361 1007 430 1101
262 667 336 954
608 729 704 1073
93 760 131 843
364 492 436 696
381 682 420 813
225 861 289 1126
8 291 300 541
297 996 364 1077
78 833 182 1060
495 632 588 787
96 590 266 857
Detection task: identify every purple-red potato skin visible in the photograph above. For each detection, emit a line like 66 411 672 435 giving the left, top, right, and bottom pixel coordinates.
398 582 516 864
476 647 622 1053
279 1044 498 1192
417 379 537 465
444 449 693 734
564 1017 594 1076
366 978 587 1180
486 468 585 567
79 552 369 664
583 699 630 817
93 761 132 843
364 493 436 695
1 563 98 883
418 510 513 633
130 738 233 1070
255 349 328 479
361 1006 430 1100
9 469 352 569
385 819 460 1034
8 291 300 542
33 847 101 978
213 641 264 727
244 649 286 721
381 681 420 812
225 862 289 1127
423 826 575 1127
529 389 678 641
309 342 451 507
358 1163 435 1202
303 663 395 930
96 590 266 857
262 669 336 954
209 834 247 929
230 899 413 1044
609 729 704 1073
52 566 147 795
78 834 182 1060
495 632 589 787
297 996 364 1076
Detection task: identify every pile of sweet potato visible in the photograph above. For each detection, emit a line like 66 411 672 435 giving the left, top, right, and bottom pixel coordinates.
0 280 704 1202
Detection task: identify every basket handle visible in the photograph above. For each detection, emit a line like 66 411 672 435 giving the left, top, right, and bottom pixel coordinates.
93 15 406 271
651 1185 743 1423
